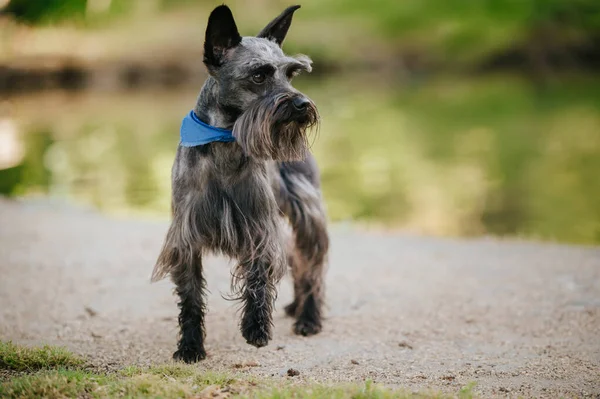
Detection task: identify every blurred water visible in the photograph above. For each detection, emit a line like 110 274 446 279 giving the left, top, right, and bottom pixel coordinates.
1 73 599 244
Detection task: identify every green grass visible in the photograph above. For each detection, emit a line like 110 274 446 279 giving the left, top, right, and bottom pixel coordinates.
0 341 84 372
0 341 476 399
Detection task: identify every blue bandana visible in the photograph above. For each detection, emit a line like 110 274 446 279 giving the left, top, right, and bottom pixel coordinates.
180 110 235 147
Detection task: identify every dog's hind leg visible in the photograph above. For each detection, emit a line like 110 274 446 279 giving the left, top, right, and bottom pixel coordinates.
278 157 329 336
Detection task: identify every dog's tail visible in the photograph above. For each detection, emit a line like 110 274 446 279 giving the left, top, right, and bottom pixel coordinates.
151 225 177 282
152 209 200 282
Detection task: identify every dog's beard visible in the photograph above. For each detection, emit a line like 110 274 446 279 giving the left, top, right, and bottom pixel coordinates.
232 92 319 161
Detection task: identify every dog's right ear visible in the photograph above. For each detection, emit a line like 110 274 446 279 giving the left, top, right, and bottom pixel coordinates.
203 5 242 69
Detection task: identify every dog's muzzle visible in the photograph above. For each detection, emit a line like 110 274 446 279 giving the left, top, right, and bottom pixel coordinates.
232 91 319 161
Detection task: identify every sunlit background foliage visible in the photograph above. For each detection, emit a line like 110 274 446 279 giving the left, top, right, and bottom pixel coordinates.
0 0 599 243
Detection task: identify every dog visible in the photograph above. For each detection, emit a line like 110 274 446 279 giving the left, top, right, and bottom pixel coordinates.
152 4 328 363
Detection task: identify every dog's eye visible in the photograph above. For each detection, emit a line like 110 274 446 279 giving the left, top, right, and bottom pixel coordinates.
252 72 266 84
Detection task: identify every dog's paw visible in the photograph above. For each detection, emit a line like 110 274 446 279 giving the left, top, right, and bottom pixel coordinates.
284 300 298 318
241 309 272 348
293 319 322 336
242 318 271 347
243 327 271 348
173 346 206 363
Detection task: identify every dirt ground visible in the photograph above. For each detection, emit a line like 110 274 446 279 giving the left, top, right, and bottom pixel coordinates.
0 198 599 398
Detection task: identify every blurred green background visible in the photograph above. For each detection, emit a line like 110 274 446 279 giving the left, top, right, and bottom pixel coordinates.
0 0 599 243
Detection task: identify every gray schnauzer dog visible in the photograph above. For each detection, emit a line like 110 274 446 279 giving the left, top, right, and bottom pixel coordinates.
152 4 328 363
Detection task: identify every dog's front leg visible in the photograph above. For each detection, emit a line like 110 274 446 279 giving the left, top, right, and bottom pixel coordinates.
239 258 277 348
171 251 207 363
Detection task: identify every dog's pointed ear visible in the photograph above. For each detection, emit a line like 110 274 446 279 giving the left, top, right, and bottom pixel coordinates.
204 5 242 68
257 5 300 47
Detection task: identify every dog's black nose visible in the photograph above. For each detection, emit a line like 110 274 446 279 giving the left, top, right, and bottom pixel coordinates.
292 96 310 111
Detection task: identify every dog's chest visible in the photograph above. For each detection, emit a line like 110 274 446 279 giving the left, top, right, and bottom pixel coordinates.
211 166 277 219
192 163 280 252
174 146 283 253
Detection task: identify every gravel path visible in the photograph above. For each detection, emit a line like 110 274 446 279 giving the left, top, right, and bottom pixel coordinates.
1 198 599 397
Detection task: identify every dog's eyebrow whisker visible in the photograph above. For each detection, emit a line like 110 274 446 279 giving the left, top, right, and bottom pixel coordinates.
284 63 308 78
289 54 313 72
249 64 276 75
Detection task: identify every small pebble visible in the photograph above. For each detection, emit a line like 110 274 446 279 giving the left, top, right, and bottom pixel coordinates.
287 368 300 377
84 306 98 317
350 359 359 365
398 341 413 349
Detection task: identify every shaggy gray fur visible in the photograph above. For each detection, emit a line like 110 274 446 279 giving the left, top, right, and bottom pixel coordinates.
153 4 328 363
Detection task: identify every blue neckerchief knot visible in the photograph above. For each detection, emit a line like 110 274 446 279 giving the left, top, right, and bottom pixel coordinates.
180 110 235 147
